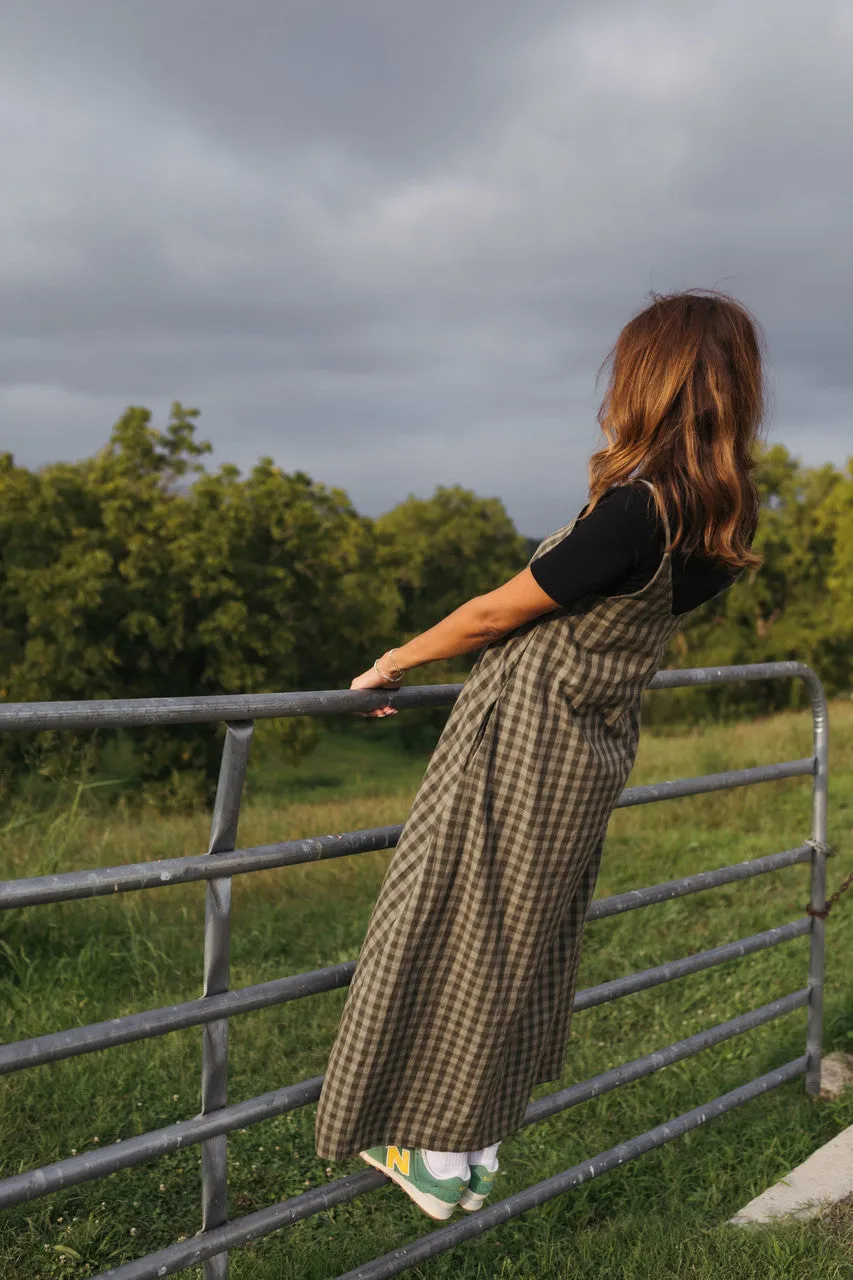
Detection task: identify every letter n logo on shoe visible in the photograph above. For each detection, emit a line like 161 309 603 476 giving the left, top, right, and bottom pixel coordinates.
386 1147 410 1176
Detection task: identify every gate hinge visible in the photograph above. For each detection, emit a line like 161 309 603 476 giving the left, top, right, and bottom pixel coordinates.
804 840 851 920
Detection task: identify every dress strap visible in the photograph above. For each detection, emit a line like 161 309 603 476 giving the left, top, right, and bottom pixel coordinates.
636 477 673 549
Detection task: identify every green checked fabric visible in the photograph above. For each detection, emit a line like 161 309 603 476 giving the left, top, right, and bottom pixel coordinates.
316 479 688 1161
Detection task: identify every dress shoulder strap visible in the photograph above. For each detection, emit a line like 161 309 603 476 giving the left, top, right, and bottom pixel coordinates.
635 476 673 549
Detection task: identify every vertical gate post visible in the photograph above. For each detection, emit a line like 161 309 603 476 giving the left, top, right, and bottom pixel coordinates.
805 676 830 1096
200 721 254 1279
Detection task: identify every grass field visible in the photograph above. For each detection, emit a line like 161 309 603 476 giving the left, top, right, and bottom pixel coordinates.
2 698 853 1279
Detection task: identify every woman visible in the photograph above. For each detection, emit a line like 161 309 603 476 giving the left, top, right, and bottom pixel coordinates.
314 288 765 1221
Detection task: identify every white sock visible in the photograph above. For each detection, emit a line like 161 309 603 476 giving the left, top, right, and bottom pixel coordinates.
466 1142 500 1171
420 1149 470 1181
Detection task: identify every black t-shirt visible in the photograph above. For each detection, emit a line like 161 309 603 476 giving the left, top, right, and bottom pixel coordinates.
529 481 743 616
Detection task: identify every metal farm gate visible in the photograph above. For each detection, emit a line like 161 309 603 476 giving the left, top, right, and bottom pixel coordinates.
0 661 831 1279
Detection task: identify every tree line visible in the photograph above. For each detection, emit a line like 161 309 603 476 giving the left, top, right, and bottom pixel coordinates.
1 403 850 803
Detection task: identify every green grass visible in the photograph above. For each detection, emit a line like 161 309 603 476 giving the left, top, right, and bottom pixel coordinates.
2 703 853 1278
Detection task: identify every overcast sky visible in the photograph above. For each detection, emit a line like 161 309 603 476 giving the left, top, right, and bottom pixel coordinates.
0 1 850 536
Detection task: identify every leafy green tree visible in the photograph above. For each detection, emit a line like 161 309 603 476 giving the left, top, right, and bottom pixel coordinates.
0 404 399 803
375 484 530 638
2 410 851 797
823 456 853 646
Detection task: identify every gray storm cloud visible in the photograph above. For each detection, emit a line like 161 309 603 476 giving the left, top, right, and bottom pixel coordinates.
0 0 850 536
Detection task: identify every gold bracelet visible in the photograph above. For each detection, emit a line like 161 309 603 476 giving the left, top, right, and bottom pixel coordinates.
388 648 405 678
373 660 403 685
374 649 404 682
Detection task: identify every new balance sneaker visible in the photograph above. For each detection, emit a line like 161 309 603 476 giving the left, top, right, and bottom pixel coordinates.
458 1161 498 1211
359 1146 469 1220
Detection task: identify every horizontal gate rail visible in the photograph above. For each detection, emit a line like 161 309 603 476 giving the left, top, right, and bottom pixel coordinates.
586 843 813 920
0 990 809 1211
0 899 812 1077
331 1059 810 1280
0 821 815 917
0 660 830 1280
0 684 464 734
89 1059 809 1280
0 660 824 736
0 828 405 909
617 757 812 804
572 918 810 1009
0 964 356 1073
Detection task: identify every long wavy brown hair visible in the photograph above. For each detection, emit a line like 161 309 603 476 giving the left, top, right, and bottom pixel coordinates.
585 288 766 573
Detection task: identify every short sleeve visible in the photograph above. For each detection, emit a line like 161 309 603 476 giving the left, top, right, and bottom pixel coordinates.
529 483 659 608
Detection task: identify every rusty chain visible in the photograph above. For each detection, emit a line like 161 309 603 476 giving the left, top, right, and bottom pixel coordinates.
803 839 851 920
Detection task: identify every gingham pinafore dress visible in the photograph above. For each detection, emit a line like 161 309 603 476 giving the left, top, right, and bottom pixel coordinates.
314 478 686 1160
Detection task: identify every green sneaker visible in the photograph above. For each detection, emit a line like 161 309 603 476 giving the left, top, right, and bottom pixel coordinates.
458 1161 498 1211
359 1146 469 1220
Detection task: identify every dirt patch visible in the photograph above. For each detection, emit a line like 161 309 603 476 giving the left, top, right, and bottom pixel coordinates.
819 1190 853 1251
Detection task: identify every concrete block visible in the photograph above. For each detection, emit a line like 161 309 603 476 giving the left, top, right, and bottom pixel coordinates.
819 1051 853 1100
729 1124 853 1224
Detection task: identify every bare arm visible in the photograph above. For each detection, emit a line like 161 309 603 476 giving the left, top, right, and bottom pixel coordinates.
393 567 562 670
352 567 560 716
352 568 562 716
